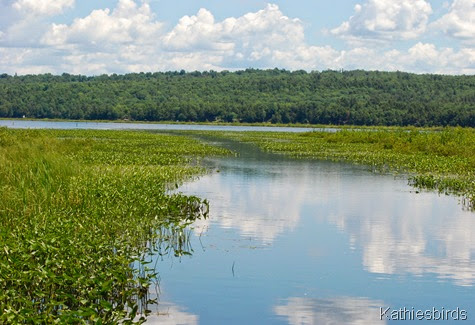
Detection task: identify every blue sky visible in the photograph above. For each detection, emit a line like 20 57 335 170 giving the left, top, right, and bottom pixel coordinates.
0 0 473 75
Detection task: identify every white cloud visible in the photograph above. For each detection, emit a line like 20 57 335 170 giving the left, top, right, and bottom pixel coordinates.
269 45 342 70
432 0 475 43
163 4 304 61
163 8 232 52
42 0 162 48
0 47 59 74
12 0 74 16
332 0 433 42
331 43 475 75
37 3 315 73
399 43 475 74
0 47 30 67
1 0 73 47
0 1 473 74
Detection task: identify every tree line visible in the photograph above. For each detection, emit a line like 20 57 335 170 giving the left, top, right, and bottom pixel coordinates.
0 69 473 126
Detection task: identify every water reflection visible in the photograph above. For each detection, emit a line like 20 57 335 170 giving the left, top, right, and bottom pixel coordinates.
145 302 199 325
180 142 475 286
154 139 474 323
274 297 386 325
186 171 306 243
181 156 342 243
322 190 475 286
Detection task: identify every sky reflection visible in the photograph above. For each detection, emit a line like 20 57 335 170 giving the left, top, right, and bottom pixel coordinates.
157 140 474 323
145 302 199 325
180 151 475 286
274 296 386 325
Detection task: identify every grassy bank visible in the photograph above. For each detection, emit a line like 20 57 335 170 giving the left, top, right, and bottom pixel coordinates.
204 127 475 209
0 128 228 323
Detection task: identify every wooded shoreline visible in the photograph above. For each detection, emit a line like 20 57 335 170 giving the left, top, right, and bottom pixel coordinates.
1 69 473 127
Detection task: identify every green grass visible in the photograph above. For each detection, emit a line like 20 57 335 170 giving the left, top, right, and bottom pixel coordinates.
0 128 229 324
200 127 475 209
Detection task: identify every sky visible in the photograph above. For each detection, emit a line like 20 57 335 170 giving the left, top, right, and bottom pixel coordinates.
0 0 473 75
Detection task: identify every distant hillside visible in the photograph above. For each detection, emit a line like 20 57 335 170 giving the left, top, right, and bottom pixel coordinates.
0 69 473 126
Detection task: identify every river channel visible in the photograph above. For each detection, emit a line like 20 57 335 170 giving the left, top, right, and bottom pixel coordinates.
149 138 474 324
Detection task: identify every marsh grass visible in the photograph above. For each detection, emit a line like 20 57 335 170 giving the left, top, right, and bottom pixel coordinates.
0 128 228 323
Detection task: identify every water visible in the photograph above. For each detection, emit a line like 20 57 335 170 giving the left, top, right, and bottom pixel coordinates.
0 119 331 133
149 139 474 324
4 119 472 323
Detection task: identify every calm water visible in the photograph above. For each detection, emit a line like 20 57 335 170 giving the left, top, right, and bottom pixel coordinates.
0 119 326 133
148 139 474 324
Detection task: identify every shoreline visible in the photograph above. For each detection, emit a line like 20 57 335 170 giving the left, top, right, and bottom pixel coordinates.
0 117 462 131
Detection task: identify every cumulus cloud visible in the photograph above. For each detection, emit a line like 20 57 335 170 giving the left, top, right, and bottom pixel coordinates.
0 47 29 67
331 0 433 42
0 47 60 74
269 45 342 71
0 1 473 75
0 0 74 47
42 0 162 48
12 0 74 16
335 43 475 74
163 4 305 63
37 2 322 73
261 43 474 74
432 0 475 43
163 8 232 52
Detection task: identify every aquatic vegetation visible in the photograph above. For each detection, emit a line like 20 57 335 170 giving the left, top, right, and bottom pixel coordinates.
0 128 228 323
199 127 475 209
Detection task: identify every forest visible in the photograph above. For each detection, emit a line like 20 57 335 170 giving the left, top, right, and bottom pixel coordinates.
0 69 473 126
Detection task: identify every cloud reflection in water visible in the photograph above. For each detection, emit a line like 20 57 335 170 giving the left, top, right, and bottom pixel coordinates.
145 302 198 325
274 296 386 325
180 155 475 286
